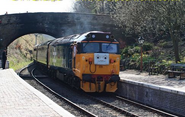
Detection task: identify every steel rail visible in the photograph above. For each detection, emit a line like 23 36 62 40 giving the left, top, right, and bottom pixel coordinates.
83 94 139 117
31 68 97 117
112 94 178 117
17 62 34 76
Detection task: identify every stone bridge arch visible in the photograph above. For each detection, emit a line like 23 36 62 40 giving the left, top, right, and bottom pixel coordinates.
0 13 120 48
0 12 122 60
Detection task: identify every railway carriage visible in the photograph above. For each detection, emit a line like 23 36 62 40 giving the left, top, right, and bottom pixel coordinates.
33 31 120 92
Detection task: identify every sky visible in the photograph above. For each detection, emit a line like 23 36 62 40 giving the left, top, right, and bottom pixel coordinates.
0 0 75 15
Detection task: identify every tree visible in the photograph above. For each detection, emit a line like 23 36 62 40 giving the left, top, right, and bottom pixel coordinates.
110 0 185 63
73 0 113 14
74 1 96 13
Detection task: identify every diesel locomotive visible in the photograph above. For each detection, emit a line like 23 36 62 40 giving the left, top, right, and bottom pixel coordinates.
33 31 120 92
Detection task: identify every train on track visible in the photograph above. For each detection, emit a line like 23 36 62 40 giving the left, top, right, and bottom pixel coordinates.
33 31 120 92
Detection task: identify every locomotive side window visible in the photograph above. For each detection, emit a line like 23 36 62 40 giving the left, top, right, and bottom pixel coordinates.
83 43 100 53
102 43 118 53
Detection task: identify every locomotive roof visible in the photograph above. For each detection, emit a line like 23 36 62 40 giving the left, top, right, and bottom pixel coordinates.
49 31 118 46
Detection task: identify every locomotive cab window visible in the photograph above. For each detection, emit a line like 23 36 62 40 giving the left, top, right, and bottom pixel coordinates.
102 43 118 53
83 43 100 53
82 42 119 53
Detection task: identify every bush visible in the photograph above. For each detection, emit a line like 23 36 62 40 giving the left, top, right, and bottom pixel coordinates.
158 41 173 48
121 47 129 55
133 46 140 53
121 46 141 58
142 43 153 51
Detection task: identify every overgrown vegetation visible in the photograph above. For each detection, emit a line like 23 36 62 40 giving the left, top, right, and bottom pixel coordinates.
7 34 53 71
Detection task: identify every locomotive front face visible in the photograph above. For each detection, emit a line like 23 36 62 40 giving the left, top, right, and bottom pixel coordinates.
94 53 109 65
73 39 120 92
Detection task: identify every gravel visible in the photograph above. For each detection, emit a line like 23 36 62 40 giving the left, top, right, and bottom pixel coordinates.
95 95 163 117
38 78 125 117
24 78 86 117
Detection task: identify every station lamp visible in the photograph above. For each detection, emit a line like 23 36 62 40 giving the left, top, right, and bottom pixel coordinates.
138 36 144 44
138 36 144 72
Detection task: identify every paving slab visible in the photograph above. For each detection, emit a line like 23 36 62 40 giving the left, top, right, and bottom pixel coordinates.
0 69 74 117
120 69 185 90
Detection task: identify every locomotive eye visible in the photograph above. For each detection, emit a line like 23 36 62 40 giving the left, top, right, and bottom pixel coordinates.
104 55 107 59
97 57 99 59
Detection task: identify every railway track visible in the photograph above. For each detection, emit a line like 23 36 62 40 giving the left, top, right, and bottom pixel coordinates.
81 93 177 117
92 93 178 117
30 67 134 117
19 65 96 117
111 95 177 117
19 64 178 117
84 93 138 117
31 68 97 117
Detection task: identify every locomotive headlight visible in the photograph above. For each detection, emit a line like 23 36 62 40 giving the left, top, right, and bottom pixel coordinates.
106 35 109 39
92 34 95 38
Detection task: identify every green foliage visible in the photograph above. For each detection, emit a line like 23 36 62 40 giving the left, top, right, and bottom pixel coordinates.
142 43 153 51
142 55 155 62
158 60 174 67
158 40 173 48
9 60 32 71
130 53 140 61
121 46 129 55
121 46 132 57
159 41 167 47
133 46 140 53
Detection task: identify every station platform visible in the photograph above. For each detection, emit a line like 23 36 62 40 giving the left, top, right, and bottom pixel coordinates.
119 69 185 91
0 69 74 117
118 70 185 116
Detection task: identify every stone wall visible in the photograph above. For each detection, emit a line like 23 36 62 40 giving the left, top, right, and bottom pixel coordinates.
116 80 185 116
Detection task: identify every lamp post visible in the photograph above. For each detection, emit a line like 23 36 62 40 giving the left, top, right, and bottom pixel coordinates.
138 36 144 72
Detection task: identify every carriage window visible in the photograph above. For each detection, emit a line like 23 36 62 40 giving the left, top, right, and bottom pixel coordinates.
102 43 117 53
63 47 66 59
83 43 100 53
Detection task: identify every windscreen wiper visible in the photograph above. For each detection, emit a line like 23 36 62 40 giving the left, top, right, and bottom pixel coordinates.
83 42 89 49
106 42 112 49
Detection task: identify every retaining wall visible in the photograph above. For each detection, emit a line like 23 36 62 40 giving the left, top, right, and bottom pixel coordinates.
116 79 185 117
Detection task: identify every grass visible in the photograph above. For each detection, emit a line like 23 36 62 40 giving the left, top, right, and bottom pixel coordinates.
9 60 33 71
6 34 53 71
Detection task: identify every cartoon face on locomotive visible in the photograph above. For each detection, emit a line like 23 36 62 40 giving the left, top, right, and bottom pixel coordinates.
33 31 120 92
